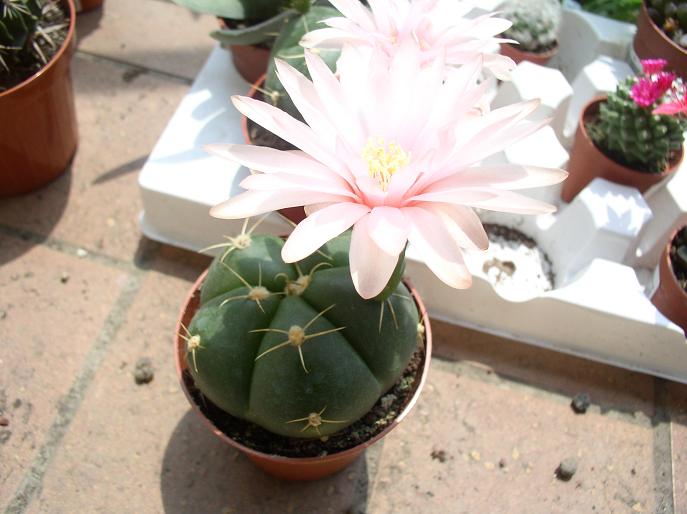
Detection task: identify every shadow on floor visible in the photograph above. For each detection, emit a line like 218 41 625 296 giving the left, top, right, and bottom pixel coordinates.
160 410 369 514
75 6 104 44
0 168 72 265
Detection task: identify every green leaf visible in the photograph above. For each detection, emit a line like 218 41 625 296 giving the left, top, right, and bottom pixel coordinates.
210 9 295 46
170 0 286 21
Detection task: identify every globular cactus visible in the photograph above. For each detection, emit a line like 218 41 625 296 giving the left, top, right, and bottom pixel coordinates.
182 231 421 439
261 5 340 120
646 0 687 48
500 0 561 53
0 0 42 70
579 0 641 23
587 77 687 173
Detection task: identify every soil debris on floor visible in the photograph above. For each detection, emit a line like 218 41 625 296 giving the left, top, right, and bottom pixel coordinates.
556 458 578 481
571 393 591 414
480 224 555 301
133 357 154 385
431 449 447 463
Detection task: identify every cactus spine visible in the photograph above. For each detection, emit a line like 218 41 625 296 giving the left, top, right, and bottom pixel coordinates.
184 230 421 439
501 0 561 53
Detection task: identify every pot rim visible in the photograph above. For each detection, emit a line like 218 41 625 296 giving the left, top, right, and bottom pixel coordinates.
663 225 687 299
640 1 687 57
578 96 684 177
174 269 432 464
0 0 76 99
501 39 559 58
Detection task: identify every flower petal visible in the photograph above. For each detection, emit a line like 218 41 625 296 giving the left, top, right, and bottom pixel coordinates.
349 214 402 299
426 165 568 192
366 206 409 256
240 172 357 199
282 202 370 262
210 190 350 219
419 202 489 251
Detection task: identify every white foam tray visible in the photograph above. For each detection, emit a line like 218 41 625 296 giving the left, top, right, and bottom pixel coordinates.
139 25 687 382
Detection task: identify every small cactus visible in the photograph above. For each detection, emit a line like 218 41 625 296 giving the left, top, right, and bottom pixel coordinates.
646 0 687 48
579 0 641 23
586 61 687 173
183 230 421 439
0 0 42 70
671 226 687 290
500 0 561 53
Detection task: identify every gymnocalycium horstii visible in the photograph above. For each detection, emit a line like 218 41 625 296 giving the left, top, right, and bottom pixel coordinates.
180 223 423 439
586 59 687 173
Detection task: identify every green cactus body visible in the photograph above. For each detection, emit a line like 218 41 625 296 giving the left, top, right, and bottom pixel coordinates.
501 0 561 53
185 233 420 439
588 78 686 172
0 0 42 59
263 5 341 119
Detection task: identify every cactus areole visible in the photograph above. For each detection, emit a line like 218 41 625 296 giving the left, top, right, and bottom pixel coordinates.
182 232 421 440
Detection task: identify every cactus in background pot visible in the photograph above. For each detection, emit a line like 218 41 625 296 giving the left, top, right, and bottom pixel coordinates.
646 0 687 49
587 59 687 173
181 231 421 439
500 0 561 53
671 226 687 290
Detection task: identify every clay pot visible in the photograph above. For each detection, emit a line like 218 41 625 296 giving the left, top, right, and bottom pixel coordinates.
499 42 558 66
0 0 78 197
652 227 687 334
242 75 306 225
634 2 687 79
175 269 432 481
75 0 103 12
217 19 271 84
561 98 683 203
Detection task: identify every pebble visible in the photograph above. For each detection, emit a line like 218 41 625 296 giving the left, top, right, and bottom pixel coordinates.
60 272 70 284
499 458 507 469
556 458 578 481
571 393 591 414
76 248 88 258
469 450 481 461
0 417 8 427
0 310 6 320
133 358 154 385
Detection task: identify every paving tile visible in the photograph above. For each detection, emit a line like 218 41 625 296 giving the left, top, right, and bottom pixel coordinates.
665 381 687 512
431 320 656 420
0 235 127 509
366 360 659 514
75 0 217 79
0 54 191 263
29 251 371 514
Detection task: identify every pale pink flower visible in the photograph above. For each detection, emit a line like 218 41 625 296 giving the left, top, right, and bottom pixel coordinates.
300 0 516 79
209 47 566 299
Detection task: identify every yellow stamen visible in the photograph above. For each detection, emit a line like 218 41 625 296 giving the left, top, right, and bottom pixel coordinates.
361 137 410 192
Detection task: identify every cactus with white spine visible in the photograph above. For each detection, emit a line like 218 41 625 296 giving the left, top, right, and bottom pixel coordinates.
182 230 421 439
500 0 561 53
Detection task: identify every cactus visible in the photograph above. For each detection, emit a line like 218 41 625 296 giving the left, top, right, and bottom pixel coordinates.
0 0 42 70
671 226 687 290
260 5 340 120
182 229 421 439
500 0 561 53
586 75 687 173
646 0 687 48
579 0 641 23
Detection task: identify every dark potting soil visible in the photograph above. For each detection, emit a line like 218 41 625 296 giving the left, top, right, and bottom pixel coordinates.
670 226 687 292
0 1 69 93
183 347 425 458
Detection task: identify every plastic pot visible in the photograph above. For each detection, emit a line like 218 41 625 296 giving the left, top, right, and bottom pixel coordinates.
561 97 683 203
634 2 687 79
241 75 306 225
75 0 103 13
174 269 432 481
0 0 78 197
499 41 558 66
652 226 687 334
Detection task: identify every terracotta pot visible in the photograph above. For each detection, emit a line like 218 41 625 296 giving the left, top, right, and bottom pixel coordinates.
561 97 683 203
242 75 306 225
499 42 558 66
175 270 432 481
217 19 271 84
0 0 78 197
634 2 687 79
75 0 103 13
652 227 687 334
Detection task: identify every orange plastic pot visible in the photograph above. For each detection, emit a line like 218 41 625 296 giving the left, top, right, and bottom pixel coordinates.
634 2 687 79
217 19 271 84
499 42 558 66
561 98 683 203
652 227 687 334
0 0 77 197
241 75 306 225
75 0 103 12
175 269 432 481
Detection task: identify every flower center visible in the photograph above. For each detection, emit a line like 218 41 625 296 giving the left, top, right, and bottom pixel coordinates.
362 138 410 192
